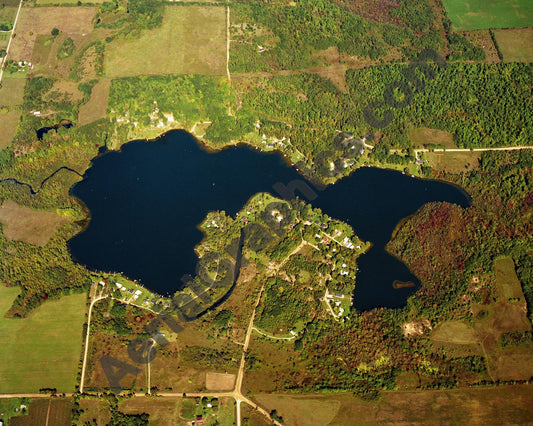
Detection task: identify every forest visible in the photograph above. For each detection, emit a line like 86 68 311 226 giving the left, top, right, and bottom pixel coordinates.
230 0 444 72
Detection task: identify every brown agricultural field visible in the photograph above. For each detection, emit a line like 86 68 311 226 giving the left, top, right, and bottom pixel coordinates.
78 78 110 125
11 398 72 426
9 7 96 63
256 385 533 425
493 28 533 62
0 200 70 246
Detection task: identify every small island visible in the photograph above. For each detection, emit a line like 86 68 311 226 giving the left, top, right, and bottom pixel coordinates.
393 280 416 289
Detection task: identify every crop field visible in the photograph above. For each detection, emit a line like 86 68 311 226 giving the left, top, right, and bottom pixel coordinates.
256 385 533 424
493 28 533 62
441 0 533 31
10 399 72 426
0 286 86 393
0 200 70 246
104 6 226 77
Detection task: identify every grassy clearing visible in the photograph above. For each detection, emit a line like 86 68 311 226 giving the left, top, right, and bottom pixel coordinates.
255 395 340 426
0 77 26 107
77 78 110 125
205 372 235 390
120 397 179 426
410 128 456 148
257 386 533 424
430 320 479 345
0 110 20 149
493 28 533 62
104 6 226 77
489 343 533 381
0 6 17 24
441 0 533 31
0 286 86 393
0 200 70 246
424 151 481 173
11 399 72 426
0 32 9 49
494 257 526 302
77 399 111 425
37 0 106 4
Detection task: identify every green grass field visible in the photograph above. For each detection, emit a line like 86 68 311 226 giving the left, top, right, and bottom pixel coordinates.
104 6 226 77
442 0 533 30
494 28 533 61
0 286 86 393
494 257 525 301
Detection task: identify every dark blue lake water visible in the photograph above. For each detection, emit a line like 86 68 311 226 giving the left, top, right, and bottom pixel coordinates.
68 130 470 310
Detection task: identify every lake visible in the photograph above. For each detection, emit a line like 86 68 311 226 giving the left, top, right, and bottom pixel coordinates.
68 130 470 310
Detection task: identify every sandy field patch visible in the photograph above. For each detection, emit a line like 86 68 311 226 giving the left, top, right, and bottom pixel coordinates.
206 372 235 390
0 200 69 246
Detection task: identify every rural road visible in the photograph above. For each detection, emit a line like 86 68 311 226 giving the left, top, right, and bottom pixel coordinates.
0 0 23 84
79 293 106 394
414 146 533 153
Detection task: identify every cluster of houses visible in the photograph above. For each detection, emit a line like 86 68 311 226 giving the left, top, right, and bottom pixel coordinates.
260 133 287 150
325 290 352 318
